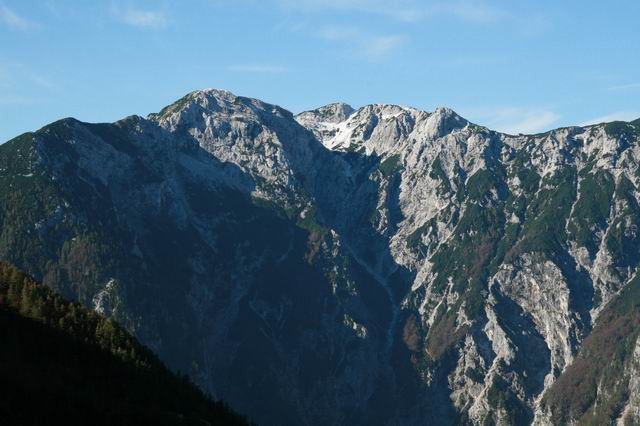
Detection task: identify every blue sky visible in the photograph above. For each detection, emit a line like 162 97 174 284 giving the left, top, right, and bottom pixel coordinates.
1 0 639 141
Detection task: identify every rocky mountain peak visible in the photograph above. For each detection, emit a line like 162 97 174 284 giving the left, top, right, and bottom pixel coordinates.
294 102 355 144
295 100 472 155
297 102 355 124
148 88 293 132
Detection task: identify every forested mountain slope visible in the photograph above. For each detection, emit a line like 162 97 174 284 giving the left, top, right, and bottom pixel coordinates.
0 262 247 426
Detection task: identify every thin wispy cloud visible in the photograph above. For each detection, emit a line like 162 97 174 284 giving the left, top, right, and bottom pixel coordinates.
0 93 44 105
114 5 167 29
0 61 57 106
45 1 81 20
277 0 422 22
506 111 560 134
429 2 504 24
516 14 552 37
364 35 406 58
608 83 640 91
280 1 505 62
0 62 56 89
580 111 640 126
228 64 291 74
317 25 405 60
277 0 503 23
465 106 560 135
318 25 359 41
0 2 37 30
0 66 10 92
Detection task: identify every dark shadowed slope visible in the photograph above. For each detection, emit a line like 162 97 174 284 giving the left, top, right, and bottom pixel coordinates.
0 262 248 426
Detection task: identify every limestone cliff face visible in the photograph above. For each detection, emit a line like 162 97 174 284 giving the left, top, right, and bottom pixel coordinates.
296 101 640 424
1 88 639 425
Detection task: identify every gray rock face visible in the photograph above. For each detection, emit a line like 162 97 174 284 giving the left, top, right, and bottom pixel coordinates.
296 102 356 142
617 338 640 424
1 88 640 425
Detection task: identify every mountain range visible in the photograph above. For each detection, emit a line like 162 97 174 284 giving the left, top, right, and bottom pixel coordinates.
2 88 640 425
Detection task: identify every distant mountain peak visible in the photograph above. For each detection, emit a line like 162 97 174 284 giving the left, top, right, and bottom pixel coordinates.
149 89 470 151
297 102 355 123
296 100 470 152
295 103 355 144
427 105 469 134
147 88 294 134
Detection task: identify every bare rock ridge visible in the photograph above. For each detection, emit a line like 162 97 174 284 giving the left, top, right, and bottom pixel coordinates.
1 87 640 425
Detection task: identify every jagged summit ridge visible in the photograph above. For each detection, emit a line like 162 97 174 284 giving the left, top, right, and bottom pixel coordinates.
147 88 473 155
296 101 471 155
148 88 293 127
297 102 355 123
148 88 637 157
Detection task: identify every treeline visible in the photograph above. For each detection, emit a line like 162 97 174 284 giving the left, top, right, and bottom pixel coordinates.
0 262 249 425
